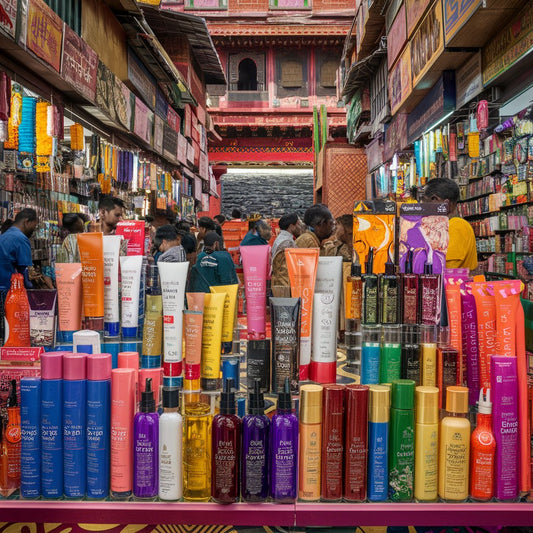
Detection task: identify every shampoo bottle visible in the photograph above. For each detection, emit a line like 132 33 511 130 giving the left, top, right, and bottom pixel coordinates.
367 384 389 502
159 386 183 501
4 273 30 347
5 379 21 491
270 377 298 503
438 386 470 502
133 377 159 500
242 378 270 502
212 378 241 503
20 377 40 499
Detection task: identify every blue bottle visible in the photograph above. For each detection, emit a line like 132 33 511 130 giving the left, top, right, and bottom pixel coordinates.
361 325 381 385
63 353 87 498
20 377 41 499
86 354 112 499
41 352 64 498
242 379 270 502
367 385 390 501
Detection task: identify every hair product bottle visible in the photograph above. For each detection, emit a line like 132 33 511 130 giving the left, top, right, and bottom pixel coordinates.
470 388 495 501
159 386 183 501
270 377 298 503
133 378 159 500
320 384 345 502
20 377 40 499
4 273 30 347
438 386 470 502
401 250 420 384
212 378 241 503
437 327 459 410
420 325 437 387
242 379 270 502
344 384 369 502
367 384 390 502
414 386 439 502
5 379 21 492
389 379 415 501
299 383 323 502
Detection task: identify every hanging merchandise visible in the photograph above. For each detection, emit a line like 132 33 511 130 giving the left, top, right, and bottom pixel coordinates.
70 123 84 151
18 96 37 154
4 83 21 150
477 100 489 131
0 72 10 122
36 102 53 172
468 114 480 159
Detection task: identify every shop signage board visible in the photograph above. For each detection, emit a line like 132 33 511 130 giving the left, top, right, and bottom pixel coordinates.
366 136 384 172
407 71 455 144
482 4 533 86
389 45 412 116
61 24 98 102
178 133 187 164
153 115 164 154
0 0 17 39
134 96 153 146
410 0 444 89
384 112 408 162
95 61 131 129
167 106 180 133
443 0 481 44
386 0 403 32
155 88 168 119
388 3 407 69
27 0 63 72
456 52 482 109
128 48 156 110
199 150 208 180
406 0 431 37
163 125 178 163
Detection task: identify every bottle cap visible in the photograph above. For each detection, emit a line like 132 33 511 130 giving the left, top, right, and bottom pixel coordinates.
300 384 323 424
385 261 395 276
477 388 492 415
162 386 180 409
111 368 135 404
41 352 63 380
277 377 293 412
87 353 112 381
391 379 415 410
415 386 439 424
369 385 390 423
322 383 345 419
220 378 236 415
309 360 337 384
117 351 139 371
437 326 451 346
249 378 265 415
163 361 182 377
7 380 18 408
446 385 469 414
140 377 156 413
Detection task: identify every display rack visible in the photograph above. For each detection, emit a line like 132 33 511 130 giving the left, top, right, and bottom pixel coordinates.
2 501 533 526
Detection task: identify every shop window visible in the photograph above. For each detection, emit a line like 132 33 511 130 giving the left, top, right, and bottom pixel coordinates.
229 53 265 92
281 61 303 88
184 0 228 10
320 60 337 89
270 0 310 9
238 59 258 91
370 58 389 123
45 0 82 35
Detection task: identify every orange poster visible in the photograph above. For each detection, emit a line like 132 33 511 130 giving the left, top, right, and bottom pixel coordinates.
27 0 63 72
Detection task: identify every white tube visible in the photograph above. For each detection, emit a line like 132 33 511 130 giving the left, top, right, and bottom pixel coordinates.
120 255 143 338
73 329 101 355
158 261 189 377
103 235 122 338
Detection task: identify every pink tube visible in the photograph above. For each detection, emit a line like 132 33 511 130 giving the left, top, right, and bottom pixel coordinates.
240 244 269 340
460 281 480 406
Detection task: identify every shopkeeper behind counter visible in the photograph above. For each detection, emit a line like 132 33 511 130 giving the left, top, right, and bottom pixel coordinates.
422 178 478 271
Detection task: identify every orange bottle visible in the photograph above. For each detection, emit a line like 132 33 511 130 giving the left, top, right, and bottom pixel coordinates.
4 273 30 347
0 422 8 495
470 388 496 501
5 379 21 489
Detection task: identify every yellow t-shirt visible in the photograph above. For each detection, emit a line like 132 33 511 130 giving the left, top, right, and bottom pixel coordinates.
447 217 478 270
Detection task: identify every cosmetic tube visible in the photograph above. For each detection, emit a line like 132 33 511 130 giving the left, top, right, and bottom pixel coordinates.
77 232 105 331
491 356 519 501
183 392 212 501
414 386 439 502
420 325 437 387
437 327 459 410
461 282 480 404
183 310 203 391
110 368 136 500
389 379 415 501
201 292 226 391
73 329 101 355
242 379 270 502
367 385 389 502
119 255 143 339
103 235 122 338
345 254 362 330
344 384 369 502
285 247 319 380
241 244 270 340
247 339 270 392
20 377 40 499
401 325 420 385
438 386 470 501
270 378 298 503
472 282 496 390
361 325 381 385
159 386 183 501
298 384 323 501
86 353 112 499
142 292 163 369
63 353 87 498
380 325 401 383
212 378 241 503
222 355 240 390
55 263 83 343
5 379 20 492
158 261 189 378
320 384 344 502
41 352 63 498
270 297 301 395
118 351 140 407
27 289 57 347
210 284 239 353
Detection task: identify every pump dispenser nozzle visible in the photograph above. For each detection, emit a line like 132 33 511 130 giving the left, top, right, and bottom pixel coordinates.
351 248 362 277
477 388 492 415
365 247 374 274
6 380 17 408
277 377 292 412
249 378 265 415
140 377 156 413
220 378 236 415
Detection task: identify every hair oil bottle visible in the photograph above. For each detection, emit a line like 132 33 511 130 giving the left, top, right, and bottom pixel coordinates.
438 386 470 501
367 385 389 502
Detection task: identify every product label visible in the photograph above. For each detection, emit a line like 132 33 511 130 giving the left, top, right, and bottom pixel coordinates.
214 439 237 492
244 438 267 495
389 425 414 501
345 434 367 501
273 437 297 496
363 281 378 324
29 309 55 347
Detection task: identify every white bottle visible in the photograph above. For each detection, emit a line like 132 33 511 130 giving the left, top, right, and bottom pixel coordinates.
159 386 183 501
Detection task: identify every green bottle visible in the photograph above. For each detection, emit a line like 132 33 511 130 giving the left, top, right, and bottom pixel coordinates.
388 379 415 501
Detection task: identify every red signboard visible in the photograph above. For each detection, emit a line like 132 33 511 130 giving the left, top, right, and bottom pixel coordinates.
406 0 431 36
388 45 412 116
0 0 17 38
384 112 408 162
61 24 98 102
387 3 407 70
167 106 180 133
27 0 63 72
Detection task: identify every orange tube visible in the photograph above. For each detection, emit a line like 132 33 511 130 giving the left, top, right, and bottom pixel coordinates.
55 263 83 334
187 292 205 313
492 280 521 358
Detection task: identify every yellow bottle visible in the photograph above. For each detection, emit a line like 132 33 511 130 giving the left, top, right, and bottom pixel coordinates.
414 386 439 501
298 384 323 501
183 394 212 501
420 325 437 387
438 386 470 501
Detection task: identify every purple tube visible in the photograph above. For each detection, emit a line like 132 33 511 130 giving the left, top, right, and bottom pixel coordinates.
460 282 480 405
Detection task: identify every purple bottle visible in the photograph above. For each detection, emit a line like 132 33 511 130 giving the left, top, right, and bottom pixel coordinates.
133 378 159 500
270 377 298 503
242 379 270 502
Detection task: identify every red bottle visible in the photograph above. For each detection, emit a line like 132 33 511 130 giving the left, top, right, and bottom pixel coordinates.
5 380 20 489
4 273 30 347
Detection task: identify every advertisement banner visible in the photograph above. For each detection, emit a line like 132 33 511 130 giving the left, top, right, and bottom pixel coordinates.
0 0 17 38
443 0 482 44
167 106 180 133
153 115 164 154
61 24 98 102
406 0 431 36
27 0 62 72
128 48 156 109
389 45 412 116
366 136 384 172
95 61 131 129
384 112 408 162
387 3 407 70
134 96 153 145
410 0 444 89
456 52 482 109
163 125 178 163
178 133 187 164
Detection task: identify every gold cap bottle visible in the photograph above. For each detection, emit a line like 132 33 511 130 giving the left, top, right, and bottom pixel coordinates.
415 386 439 424
369 384 390 423
446 386 469 414
300 384 323 424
